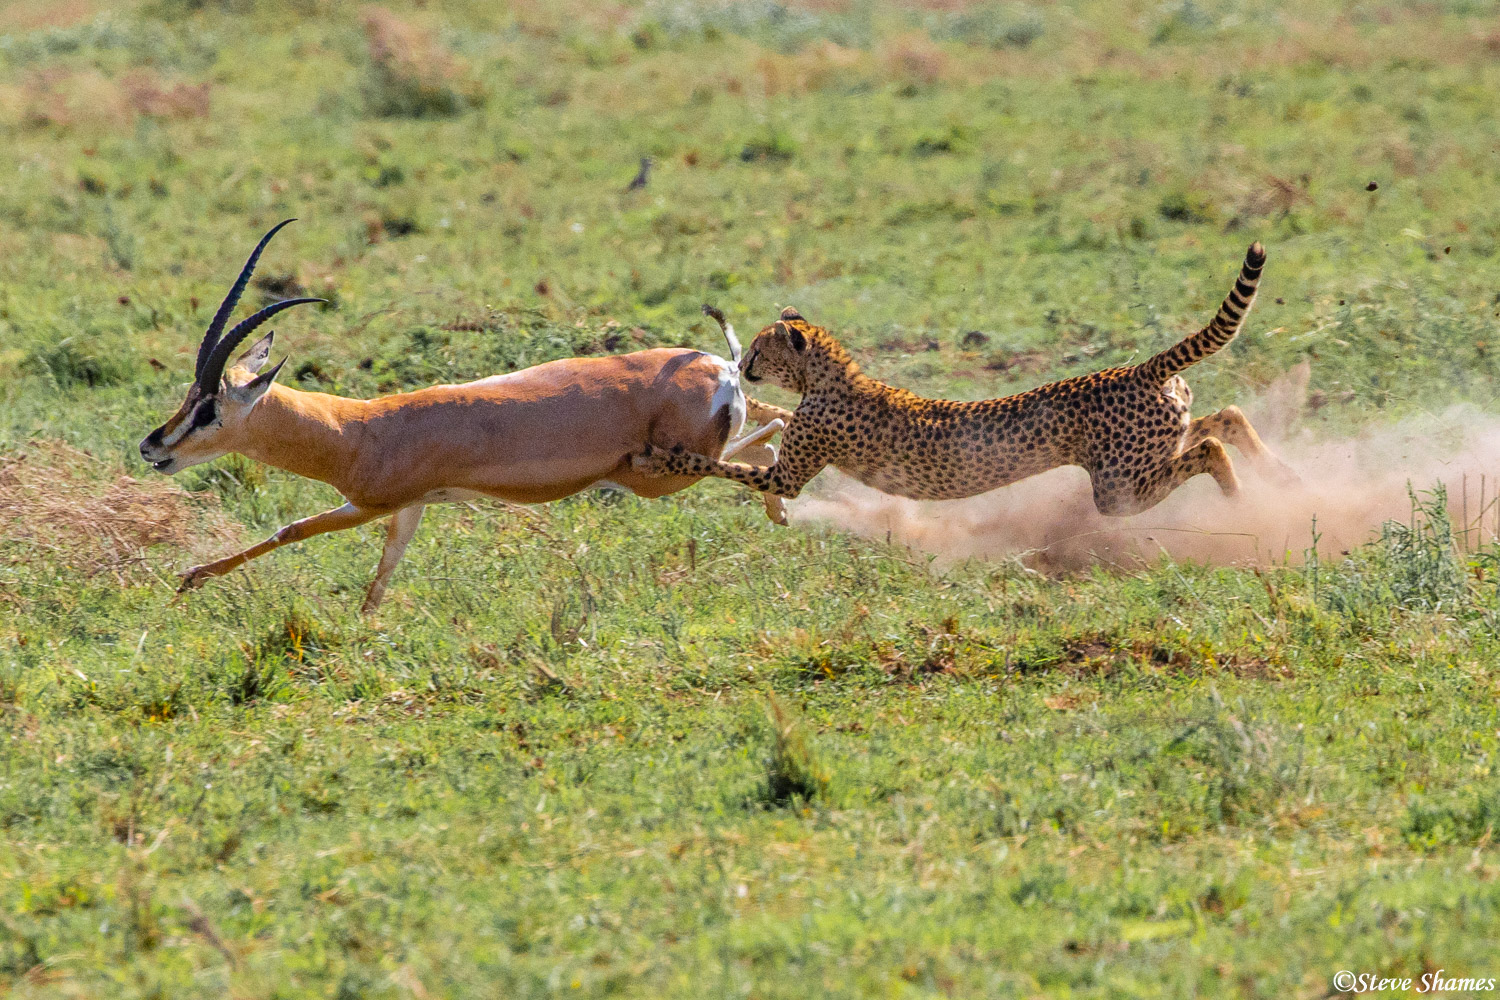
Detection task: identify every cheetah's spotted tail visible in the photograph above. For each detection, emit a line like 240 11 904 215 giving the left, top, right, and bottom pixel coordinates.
1140 243 1265 384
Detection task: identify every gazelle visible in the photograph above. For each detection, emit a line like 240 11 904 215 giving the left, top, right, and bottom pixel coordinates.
140 220 786 612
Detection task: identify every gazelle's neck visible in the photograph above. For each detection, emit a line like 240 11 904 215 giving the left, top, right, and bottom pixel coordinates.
235 384 369 489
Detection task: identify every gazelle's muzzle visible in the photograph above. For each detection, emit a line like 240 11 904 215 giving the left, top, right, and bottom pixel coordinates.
139 428 178 473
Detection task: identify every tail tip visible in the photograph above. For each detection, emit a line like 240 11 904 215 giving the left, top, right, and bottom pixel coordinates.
1246 241 1266 267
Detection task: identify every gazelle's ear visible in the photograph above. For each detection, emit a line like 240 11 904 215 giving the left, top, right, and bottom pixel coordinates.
227 356 287 405
235 331 274 373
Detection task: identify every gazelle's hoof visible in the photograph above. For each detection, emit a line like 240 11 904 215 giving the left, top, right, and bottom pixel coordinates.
177 565 210 593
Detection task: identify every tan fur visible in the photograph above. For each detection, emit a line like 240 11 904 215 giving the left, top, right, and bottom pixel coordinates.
634 244 1297 521
143 348 783 611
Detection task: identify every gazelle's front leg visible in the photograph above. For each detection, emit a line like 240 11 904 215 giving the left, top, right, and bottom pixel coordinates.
361 504 426 613
745 395 794 426
721 419 783 461
177 502 383 595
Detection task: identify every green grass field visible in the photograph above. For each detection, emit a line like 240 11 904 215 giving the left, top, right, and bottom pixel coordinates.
4 1 1500 996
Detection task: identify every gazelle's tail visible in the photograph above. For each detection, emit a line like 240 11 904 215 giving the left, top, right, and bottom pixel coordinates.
702 304 740 364
1140 243 1265 384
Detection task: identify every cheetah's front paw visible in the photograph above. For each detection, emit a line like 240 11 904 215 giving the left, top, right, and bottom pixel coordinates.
632 443 669 475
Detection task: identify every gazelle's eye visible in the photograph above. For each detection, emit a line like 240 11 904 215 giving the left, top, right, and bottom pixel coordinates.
191 400 218 428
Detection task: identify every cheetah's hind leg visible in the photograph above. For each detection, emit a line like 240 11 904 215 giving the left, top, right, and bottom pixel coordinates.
1091 437 1242 516
1184 405 1300 487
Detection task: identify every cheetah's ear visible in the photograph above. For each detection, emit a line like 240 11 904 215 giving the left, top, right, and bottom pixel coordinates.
779 306 804 321
787 325 807 352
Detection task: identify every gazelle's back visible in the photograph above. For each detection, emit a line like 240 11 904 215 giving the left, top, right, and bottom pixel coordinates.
345 349 744 506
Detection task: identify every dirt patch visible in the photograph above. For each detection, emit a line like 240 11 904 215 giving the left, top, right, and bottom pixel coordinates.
1024 636 1291 681
0 439 242 584
983 349 1053 377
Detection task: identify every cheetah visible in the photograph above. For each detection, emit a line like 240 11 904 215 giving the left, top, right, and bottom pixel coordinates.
633 243 1298 522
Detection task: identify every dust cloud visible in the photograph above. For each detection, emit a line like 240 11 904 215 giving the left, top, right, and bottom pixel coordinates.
790 364 1500 571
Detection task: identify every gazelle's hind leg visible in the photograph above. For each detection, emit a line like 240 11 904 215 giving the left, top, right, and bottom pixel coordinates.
362 504 426 613
721 418 784 460
1091 438 1240 516
721 420 788 523
1184 405 1299 485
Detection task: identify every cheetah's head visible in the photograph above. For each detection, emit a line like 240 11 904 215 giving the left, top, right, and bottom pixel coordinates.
741 306 819 393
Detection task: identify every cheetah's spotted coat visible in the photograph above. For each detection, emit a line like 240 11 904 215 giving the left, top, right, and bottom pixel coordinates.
634 244 1297 522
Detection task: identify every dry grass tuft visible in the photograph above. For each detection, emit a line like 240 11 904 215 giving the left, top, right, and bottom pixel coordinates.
360 6 483 118
756 41 864 96
7 68 123 130
0 440 241 583
119 69 212 120
0 0 101 32
879 32 949 87
0 68 210 131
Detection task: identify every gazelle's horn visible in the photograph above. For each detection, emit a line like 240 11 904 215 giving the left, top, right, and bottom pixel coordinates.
194 218 297 386
199 297 324 391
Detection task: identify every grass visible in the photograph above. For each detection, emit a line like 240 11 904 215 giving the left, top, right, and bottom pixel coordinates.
2 0 1500 996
